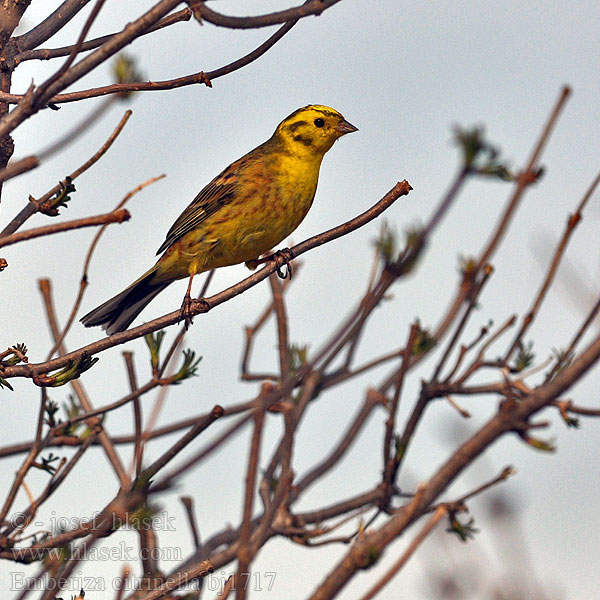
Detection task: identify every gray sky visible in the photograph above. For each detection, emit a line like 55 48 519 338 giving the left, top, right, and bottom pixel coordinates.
1 1 600 598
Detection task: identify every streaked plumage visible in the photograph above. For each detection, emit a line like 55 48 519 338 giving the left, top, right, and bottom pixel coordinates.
81 105 357 334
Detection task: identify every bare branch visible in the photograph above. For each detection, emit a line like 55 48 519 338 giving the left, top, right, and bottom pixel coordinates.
14 8 193 64
15 0 93 51
505 168 600 360
190 0 342 29
0 207 130 248
1 109 132 236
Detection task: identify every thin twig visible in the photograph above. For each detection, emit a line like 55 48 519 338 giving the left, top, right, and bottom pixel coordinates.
34 0 110 105
0 207 130 248
294 388 384 496
46 174 165 360
1 8 306 106
0 155 38 183
0 109 132 236
505 168 600 360
15 0 94 51
547 294 600 382
0 388 48 526
137 405 224 485
269 274 291 383
123 352 143 477
476 86 571 270
235 387 269 600
193 0 342 29
359 505 448 600
431 264 494 381
15 9 192 65
38 278 130 489
181 496 201 551
382 324 419 494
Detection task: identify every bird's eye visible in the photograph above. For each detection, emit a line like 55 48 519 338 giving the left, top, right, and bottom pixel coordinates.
314 118 325 128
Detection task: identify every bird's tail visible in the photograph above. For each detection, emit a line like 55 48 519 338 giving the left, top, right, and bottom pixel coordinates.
80 267 170 335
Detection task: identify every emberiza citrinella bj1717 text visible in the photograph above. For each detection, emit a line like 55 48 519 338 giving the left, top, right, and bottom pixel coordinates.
81 105 358 335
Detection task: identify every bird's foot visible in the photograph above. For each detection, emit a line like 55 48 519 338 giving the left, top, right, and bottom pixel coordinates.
178 293 194 330
272 248 294 279
246 248 294 280
178 296 210 329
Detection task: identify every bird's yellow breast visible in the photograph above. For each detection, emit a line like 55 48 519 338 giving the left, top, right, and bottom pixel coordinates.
157 150 321 279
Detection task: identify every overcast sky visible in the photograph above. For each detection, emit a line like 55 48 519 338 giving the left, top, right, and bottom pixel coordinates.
1 2 600 598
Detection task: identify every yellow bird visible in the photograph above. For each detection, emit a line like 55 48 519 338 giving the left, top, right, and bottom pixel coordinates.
81 105 358 335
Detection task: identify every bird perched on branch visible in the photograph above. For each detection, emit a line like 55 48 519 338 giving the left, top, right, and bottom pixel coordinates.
81 104 358 335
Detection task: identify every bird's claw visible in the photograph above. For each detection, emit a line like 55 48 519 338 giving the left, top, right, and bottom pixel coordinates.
272 248 294 280
245 248 294 279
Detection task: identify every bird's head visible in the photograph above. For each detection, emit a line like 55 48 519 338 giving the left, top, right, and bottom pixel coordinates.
274 105 358 157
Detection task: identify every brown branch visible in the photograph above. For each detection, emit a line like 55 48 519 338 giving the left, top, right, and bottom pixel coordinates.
0 207 129 248
0 0 181 141
1 180 411 381
151 414 252 493
0 400 255 466
0 109 132 236
37 95 116 161
114 565 133 600
136 405 224 485
156 269 214 380
359 505 449 600
293 389 384 496
14 8 193 65
308 331 600 600
546 293 600 382
191 0 342 29
262 372 320 486
269 274 291 383
38 278 131 489
441 319 504 384
452 465 515 507
0 154 38 183
15 0 93 51
0 388 47 527
38 0 109 96
253 424 294 551
476 86 571 270
2 15 302 106
382 325 418 495
14 7 192 66
0 71 213 105
181 496 201 551
241 272 297 381
123 352 143 477
0 0 32 55
505 167 600 360
235 388 268 600
319 347 404 390
455 315 517 385
45 174 165 360
431 264 494 382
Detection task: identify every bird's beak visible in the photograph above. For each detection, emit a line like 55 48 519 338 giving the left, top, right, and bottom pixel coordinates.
336 119 358 135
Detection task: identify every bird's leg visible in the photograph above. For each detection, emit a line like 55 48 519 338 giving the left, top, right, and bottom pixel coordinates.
179 273 195 329
245 248 295 280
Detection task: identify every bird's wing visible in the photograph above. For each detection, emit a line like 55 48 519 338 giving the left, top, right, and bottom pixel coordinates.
156 169 239 255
